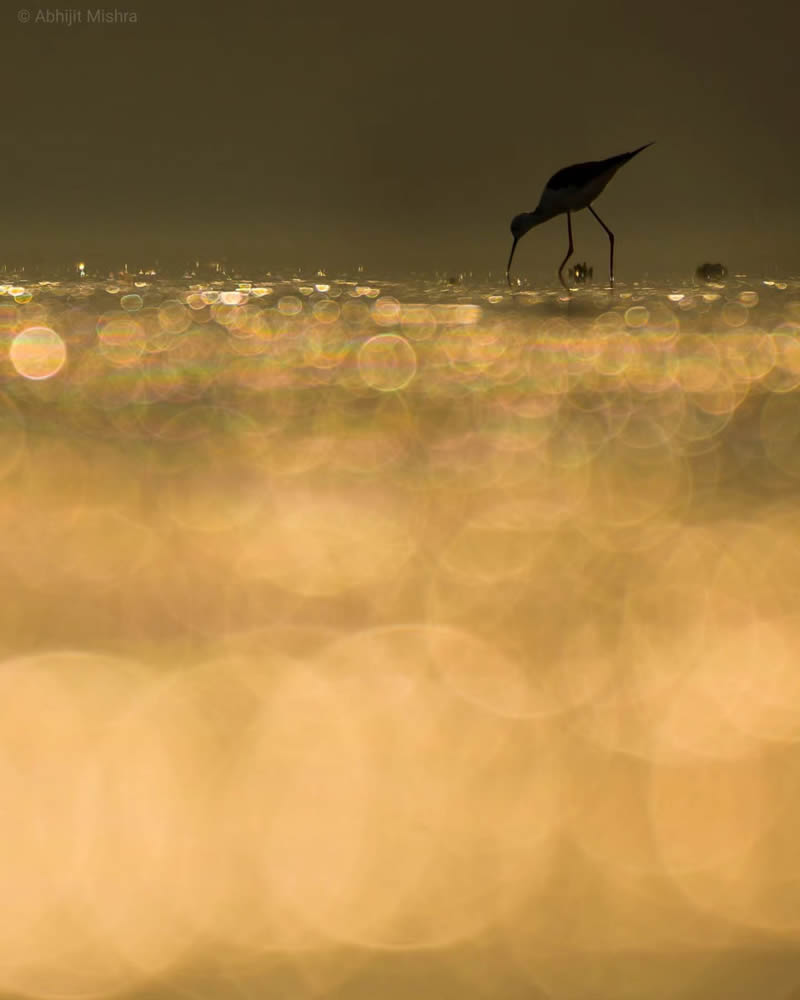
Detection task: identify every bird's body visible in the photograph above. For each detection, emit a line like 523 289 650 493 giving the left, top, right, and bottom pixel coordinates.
507 143 653 288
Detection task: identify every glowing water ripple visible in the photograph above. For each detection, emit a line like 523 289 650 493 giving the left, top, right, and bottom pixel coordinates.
0 274 799 997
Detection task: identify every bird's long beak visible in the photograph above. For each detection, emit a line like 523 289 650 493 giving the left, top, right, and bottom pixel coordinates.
506 236 518 286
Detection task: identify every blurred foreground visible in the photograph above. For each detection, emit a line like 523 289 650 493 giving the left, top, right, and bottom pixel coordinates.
2 274 800 998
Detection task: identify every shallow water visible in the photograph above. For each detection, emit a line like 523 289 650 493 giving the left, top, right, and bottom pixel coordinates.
2 273 800 998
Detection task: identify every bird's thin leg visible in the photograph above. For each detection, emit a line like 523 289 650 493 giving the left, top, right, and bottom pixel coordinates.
588 205 615 288
557 211 574 290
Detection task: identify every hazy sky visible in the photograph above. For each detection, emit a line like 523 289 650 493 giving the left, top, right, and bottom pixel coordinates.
4 0 798 279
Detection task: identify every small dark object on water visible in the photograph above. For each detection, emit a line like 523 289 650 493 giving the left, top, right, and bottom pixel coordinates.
696 262 728 282
569 262 593 285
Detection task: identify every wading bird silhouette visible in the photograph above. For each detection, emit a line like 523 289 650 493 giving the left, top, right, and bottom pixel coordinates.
506 142 653 290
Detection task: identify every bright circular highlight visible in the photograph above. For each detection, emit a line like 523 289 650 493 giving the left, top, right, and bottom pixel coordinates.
358 333 417 391
9 326 67 380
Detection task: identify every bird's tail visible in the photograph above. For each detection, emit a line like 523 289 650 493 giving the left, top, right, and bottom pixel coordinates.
627 141 655 159
600 142 654 177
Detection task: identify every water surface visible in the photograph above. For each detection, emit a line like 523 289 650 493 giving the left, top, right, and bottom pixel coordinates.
2 273 800 999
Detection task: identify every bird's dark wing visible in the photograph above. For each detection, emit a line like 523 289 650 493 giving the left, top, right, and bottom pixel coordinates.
546 160 603 190
546 144 653 191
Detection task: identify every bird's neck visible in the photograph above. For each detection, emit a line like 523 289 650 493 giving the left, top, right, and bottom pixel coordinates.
518 210 545 236
532 204 558 225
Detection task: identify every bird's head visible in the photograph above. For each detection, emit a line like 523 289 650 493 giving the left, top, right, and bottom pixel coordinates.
507 210 544 285
510 212 533 240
